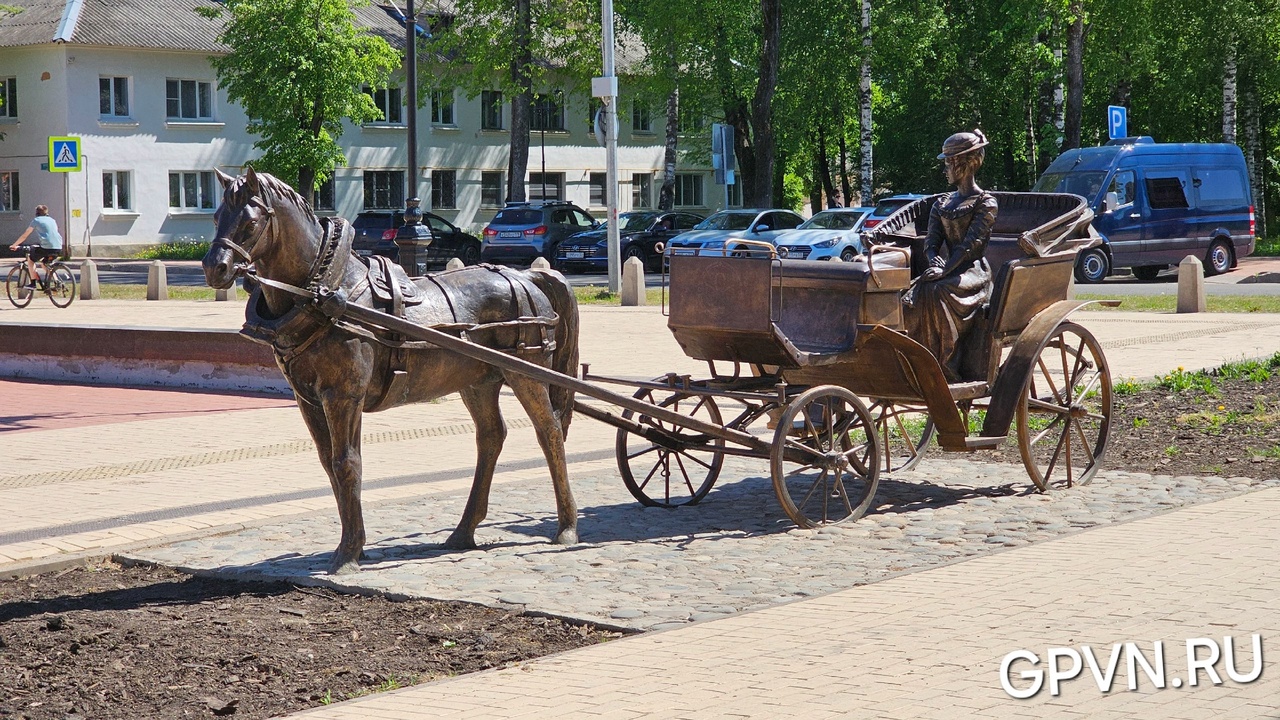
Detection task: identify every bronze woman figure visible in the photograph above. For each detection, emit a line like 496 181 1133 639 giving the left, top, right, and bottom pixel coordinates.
904 130 997 382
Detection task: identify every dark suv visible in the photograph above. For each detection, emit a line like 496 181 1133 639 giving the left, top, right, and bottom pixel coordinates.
351 211 402 260
481 201 598 266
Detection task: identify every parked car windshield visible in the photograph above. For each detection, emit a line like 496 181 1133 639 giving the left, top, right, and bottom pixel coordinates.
871 199 912 217
800 211 862 230
1032 171 1108 199
695 212 756 231
354 212 400 227
492 208 543 225
601 213 660 233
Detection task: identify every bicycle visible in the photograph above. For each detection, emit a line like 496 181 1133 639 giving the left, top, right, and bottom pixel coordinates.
6 249 75 308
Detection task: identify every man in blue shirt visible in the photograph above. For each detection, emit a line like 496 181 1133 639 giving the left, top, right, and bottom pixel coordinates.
8 205 63 288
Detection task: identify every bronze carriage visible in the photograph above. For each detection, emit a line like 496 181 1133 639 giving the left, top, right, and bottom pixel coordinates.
576 192 1114 528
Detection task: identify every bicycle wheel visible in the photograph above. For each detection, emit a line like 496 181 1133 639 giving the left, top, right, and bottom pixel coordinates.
46 264 75 307
6 264 33 308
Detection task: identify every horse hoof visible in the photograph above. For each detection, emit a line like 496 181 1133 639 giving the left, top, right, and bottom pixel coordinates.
553 528 578 545
328 550 362 575
443 531 477 551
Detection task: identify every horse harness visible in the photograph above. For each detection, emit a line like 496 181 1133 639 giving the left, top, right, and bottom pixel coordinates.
236 213 560 409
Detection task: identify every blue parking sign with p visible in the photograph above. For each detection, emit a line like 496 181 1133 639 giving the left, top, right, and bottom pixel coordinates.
1107 106 1127 140
48 136 82 172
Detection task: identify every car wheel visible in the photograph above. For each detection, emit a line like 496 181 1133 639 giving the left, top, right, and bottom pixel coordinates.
1131 265 1163 282
1074 248 1110 284
1205 239 1233 276
840 247 858 262
460 242 481 266
623 244 647 268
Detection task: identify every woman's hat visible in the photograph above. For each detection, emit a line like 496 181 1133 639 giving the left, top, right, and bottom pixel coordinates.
937 129 988 159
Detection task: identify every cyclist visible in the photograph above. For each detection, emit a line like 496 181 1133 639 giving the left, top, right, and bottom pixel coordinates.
8 204 63 288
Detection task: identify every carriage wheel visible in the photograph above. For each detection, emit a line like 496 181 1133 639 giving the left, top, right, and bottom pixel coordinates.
1016 321 1112 491
771 386 880 528
869 400 935 473
616 388 725 507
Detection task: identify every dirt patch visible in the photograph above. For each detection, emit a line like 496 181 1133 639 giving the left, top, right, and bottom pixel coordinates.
0 562 620 720
980 369 1280 478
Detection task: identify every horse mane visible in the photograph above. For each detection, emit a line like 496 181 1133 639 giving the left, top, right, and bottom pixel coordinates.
236 170 316 219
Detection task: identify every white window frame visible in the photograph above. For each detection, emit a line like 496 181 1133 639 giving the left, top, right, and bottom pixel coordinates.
102 170 133 211
168 171 216 212
430 89 455 126
675 173 704 208
1 78 16 119
531 91 565 132
589 172 607 207
481 90 504 130
364 85 403 125
0 170 18 212
527 172 564 202
481 171 504 207
314 176 336 211
431 169 457 210
631 173 653 209
632 102 652 133
728 180 743 208
99 76 131 118
166 79 214 120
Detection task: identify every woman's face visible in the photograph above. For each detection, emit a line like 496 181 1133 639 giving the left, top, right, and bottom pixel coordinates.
943 155 974 185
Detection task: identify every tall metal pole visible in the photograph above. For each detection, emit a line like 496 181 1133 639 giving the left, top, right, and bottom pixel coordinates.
602 0 621 293
405 0 419 203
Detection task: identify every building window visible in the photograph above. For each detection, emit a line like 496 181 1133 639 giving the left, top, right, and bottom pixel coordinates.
431 169 457 210
528 172 564 201
364 170 405 209
677 107 703 134
589 173 607 207
2 78 16 118
675 174 703 207
364 85 403 124
431 89 455 125
102 171 132 210
481 90 503 130
632 173 652 209
531 92 565 131
0 171 18 212
587 98 602 133
632 102 651 133
314 176 335 211
168 171 216 210
166 79 213 120
99 76 130 117
727 179 743 207
481 171 504 207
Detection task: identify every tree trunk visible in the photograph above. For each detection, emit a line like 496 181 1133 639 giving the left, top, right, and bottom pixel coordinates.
1222 42 1238 144
816 127 839 208
659 84 678 211
1062 0 1084 149
858 0 873 205
750 0 780 207
838 124 852 205
728 102 755 203
507 0 533 203
1244 90 1265 236
809 152 823 213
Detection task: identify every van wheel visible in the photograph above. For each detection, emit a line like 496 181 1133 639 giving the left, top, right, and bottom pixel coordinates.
1205 239 1233 276
1131 266 1163 281
1074 248 1109 284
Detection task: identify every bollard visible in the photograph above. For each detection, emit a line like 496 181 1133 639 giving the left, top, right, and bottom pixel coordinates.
146 260 168 301
445 257 465 271
621 256 646 306
79 258 101 300
1176 256 1206 313
216 281 240 302
530 257 551 270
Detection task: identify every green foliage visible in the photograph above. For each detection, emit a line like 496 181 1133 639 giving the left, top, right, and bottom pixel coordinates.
781 172 806 212
1157 366 1216 394
1132 416 1149 428
134 240 211 260
199 0 399 194
1113 377 1146 395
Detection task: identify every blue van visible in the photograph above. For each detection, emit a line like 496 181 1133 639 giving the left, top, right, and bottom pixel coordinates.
1033 138 1255 282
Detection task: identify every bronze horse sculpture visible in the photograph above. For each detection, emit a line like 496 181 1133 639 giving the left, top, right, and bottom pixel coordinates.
202 168 580 574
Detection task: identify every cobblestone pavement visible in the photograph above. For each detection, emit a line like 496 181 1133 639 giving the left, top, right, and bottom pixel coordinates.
128 455 1279 632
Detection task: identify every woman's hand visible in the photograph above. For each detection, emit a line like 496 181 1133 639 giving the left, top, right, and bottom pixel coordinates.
921 266 944 282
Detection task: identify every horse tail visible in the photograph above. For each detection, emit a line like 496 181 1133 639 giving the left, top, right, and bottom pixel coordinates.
527 268 579 438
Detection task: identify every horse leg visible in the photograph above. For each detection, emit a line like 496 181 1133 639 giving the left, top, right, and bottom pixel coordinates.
444 382 506 550
505 373 579 545
297 394 367 574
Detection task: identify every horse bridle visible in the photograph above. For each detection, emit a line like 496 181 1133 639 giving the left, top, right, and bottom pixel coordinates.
211 195 276 277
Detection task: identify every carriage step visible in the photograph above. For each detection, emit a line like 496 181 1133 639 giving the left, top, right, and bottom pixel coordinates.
948 381 989 401
964 436 1005 450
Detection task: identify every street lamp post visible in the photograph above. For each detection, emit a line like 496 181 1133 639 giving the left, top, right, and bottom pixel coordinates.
404 0 419 201
599 0 621 293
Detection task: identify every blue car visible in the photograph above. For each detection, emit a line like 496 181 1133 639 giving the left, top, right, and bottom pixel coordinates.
774 207 875 261
666 208 805 256
1033 137 1255 282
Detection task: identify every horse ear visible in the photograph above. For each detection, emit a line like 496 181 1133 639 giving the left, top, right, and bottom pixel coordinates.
214 168 235 190
244 166 261 195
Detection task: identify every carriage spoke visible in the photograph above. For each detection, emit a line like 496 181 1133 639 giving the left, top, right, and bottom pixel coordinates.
1027 396 1070 415
1030 414 1066 446
1035 357 1065 405
677 450 716 472
1042 417 1069 481
626 445 660 461
784 436 828 463
673 453 697 496
1072 420 1097 464
797 469 828 513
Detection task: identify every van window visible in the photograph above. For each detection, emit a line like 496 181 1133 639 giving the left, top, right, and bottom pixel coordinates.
1109 170 1136 207
1032 171 1107 199
1192 168 1247 208
1145 173 1189 210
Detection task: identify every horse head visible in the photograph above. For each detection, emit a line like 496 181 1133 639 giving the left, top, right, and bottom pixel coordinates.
203 167 320 293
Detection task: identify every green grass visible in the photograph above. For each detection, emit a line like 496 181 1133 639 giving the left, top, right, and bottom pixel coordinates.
572 285 666 306
99 283 218 301
133 240 212 260
1076 293 1280 313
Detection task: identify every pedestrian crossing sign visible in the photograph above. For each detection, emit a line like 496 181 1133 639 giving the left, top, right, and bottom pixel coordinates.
48 136 82 172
